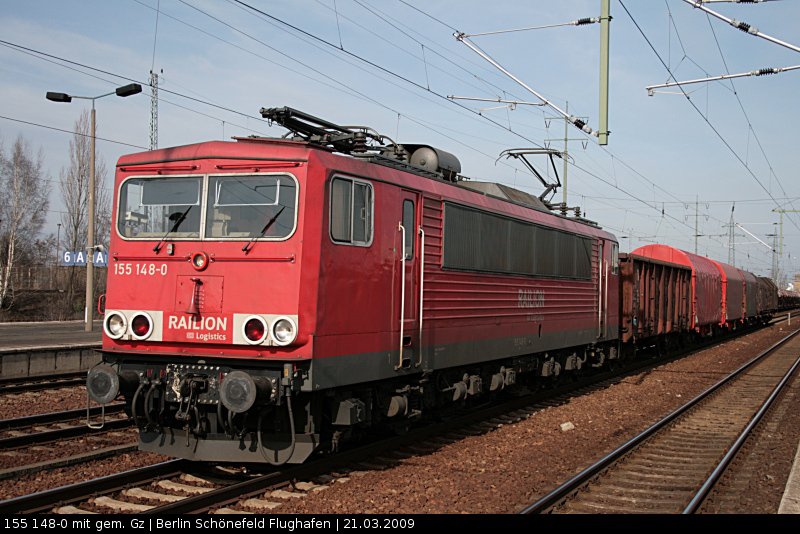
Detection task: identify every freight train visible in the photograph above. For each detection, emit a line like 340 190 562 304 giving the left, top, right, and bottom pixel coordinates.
86 107 780 464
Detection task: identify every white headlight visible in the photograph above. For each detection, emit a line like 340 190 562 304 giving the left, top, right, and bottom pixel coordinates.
272 317 297 346
104 312 127 339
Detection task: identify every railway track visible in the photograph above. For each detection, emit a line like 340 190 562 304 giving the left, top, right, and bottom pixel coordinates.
0 360 681 514
0 372 86 395
1 317 795 514
522 328 800 514
0 405 130 449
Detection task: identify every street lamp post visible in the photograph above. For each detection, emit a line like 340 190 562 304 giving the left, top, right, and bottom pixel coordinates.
46 83 142 332
56 223 61 265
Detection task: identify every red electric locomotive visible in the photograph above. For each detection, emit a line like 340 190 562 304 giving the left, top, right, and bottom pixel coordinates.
86 107 621 464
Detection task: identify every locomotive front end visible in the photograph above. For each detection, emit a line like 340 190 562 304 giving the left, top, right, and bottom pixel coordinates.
89 140 320 465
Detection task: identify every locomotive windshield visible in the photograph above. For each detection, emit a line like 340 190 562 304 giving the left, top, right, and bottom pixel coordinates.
117 173 297 241
205 175 296 239
118 177 201 238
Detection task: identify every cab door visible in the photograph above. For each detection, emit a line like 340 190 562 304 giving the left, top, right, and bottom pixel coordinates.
396 190 420 369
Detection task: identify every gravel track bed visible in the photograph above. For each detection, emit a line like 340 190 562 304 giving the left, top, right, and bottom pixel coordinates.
699 358 800 513
2 326 794 513
273 325 800 514
0 427 137 471
0 451 168 501
0 387 89 419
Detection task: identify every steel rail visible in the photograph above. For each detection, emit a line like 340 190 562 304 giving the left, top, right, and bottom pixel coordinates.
0 373 86 394
0 404 124 431
520 327 800 514
4 316 793 514
0 418 132 449
0 371 85 385
149 323 792 514
0 460 187 514
683 353 800 513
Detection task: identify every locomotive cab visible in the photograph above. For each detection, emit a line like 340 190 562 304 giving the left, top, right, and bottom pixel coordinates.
90 138 322 464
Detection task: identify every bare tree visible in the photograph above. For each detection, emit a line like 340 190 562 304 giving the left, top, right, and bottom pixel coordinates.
59 110 111 254
0 136 51 308
58 111 111 314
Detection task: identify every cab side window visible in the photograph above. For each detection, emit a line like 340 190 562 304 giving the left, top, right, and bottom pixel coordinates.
402 200 414 259
330 177 373 246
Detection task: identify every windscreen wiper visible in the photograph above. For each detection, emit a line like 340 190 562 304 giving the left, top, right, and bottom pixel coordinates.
242 206 286 254
153 205 193 253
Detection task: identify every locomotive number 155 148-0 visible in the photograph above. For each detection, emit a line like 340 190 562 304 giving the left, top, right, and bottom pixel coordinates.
113 263 168 276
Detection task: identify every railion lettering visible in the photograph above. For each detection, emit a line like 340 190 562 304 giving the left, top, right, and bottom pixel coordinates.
167 315 228 331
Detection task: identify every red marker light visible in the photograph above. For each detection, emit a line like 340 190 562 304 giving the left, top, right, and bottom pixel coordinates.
131 314 152 338
244 317 266 343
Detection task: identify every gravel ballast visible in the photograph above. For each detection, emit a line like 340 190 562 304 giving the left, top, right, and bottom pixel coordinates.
276 325 800 514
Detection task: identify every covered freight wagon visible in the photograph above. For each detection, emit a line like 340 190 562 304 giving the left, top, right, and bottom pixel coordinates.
631 244 722 334
619 253 691 344
740 270 759 321
757 276 778 315
709 259 744 326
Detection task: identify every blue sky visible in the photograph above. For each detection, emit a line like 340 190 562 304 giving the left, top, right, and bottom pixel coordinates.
1 0 799 281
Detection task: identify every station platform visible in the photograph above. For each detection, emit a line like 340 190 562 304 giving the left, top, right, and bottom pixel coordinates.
0 320 102 352
0 321 101 379
780 439 800 513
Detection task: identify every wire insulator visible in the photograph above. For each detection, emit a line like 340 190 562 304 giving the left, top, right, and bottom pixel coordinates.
732 20 758 35
573 118 586 130
575 18 594 26
756 68 778 76
732 20 749 32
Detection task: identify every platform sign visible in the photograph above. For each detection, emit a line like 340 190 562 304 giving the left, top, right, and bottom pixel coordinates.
60 250 108 267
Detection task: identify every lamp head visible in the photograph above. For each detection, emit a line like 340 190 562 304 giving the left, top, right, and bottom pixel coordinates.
115 83 142 97
46 92 72 103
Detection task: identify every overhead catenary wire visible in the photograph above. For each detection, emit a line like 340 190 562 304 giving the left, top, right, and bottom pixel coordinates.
3 1 775 270
701 11 800 229
0 39 272 138
460 18 600 38
683 0 800 54
454 32 599 138
662 1 792 201
384 3 710 221
224 0 555 147
3 4 544 190
173 0 545 158
618 1 800 237
646 64 800 94
0 38 266 139
657 1 799 235
0 39 271 126
383 1 743 256
345 0 525 99
0 115 148 150
211 0 779 261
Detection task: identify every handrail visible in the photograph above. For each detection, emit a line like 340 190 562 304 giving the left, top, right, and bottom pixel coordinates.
597 245 604 337
396 222 406 370
603 260 609 337
417 226 425 367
